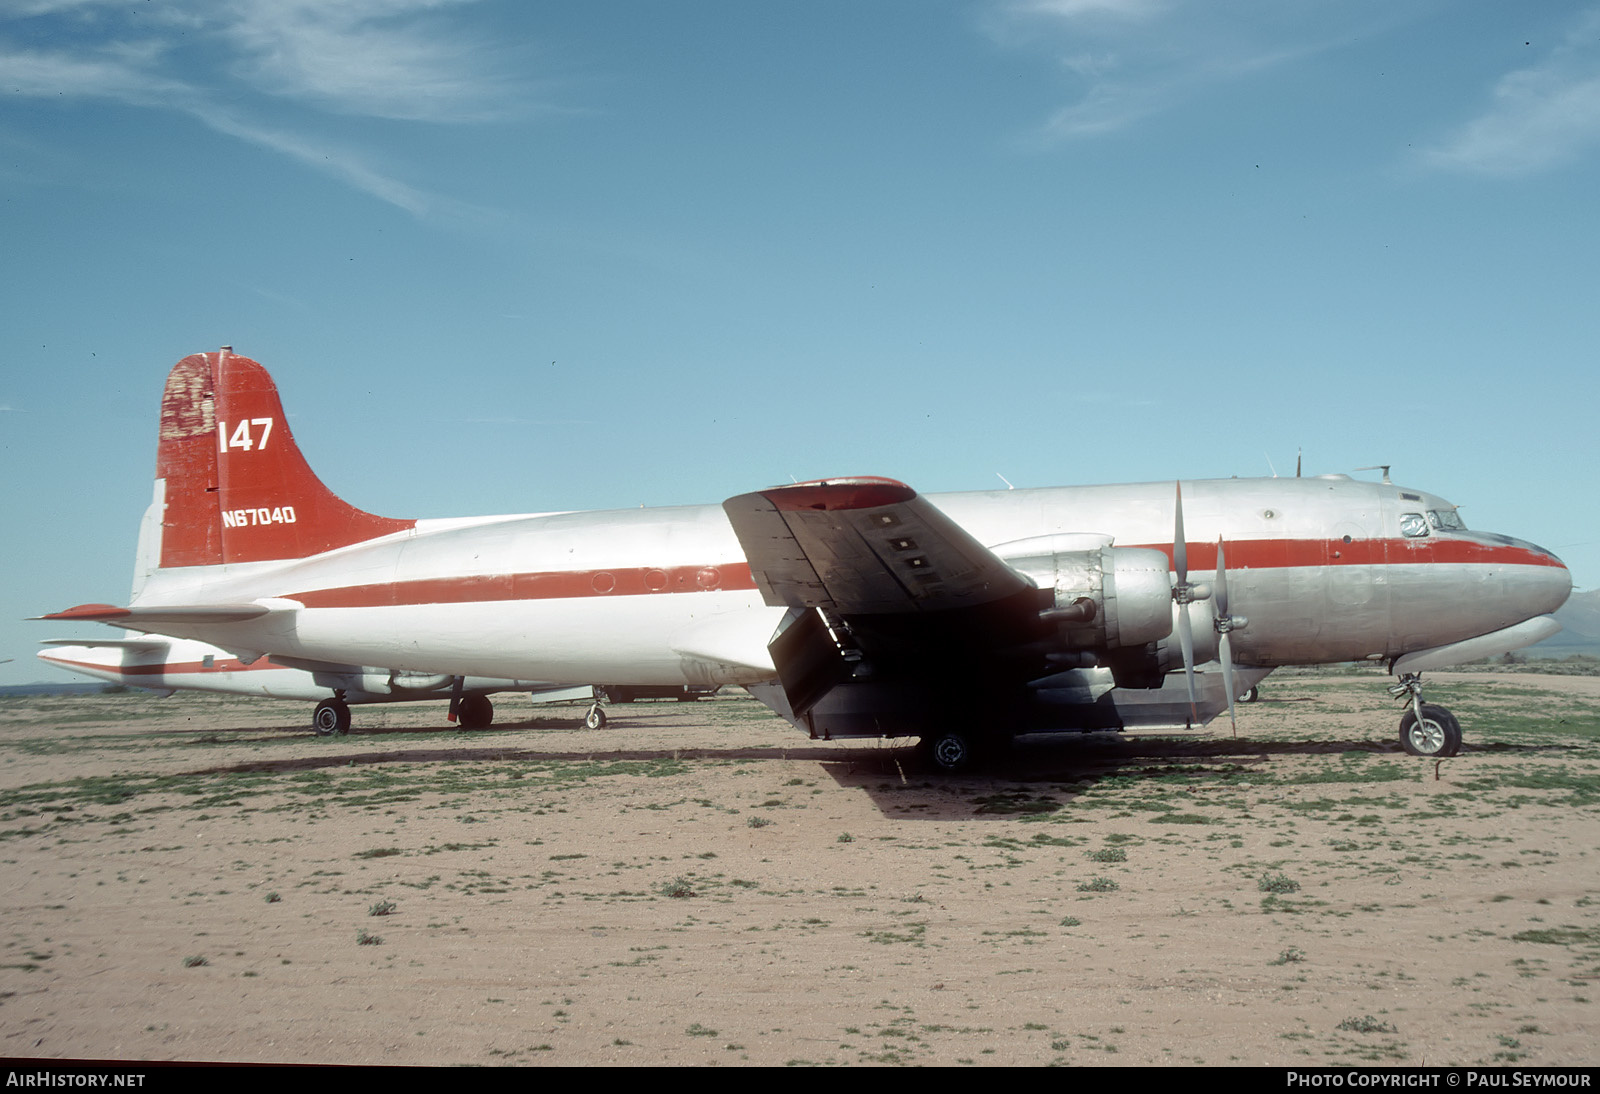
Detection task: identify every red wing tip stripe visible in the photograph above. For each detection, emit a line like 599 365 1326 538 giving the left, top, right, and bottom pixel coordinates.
39 604 130 621
763 478 916 512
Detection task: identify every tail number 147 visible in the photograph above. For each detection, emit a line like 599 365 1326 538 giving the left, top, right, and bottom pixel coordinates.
219 418 274 453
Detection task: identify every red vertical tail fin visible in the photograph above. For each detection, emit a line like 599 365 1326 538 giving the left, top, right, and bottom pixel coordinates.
154 348 414 568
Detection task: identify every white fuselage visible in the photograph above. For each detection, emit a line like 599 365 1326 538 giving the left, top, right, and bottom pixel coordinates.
127 475 1571 687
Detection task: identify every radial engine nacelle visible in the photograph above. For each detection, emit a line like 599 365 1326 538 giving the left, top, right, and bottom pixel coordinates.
994 534 1175 650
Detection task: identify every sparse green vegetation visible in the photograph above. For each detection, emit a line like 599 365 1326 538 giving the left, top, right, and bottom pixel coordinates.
1337 1016 1397 1034
3 679 1597 1065
658 876 695 899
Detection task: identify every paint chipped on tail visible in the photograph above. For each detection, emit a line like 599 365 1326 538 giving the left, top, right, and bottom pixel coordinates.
146 347 415 570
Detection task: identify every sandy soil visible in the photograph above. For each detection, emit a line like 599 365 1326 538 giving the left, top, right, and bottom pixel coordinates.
1 672 1596 1067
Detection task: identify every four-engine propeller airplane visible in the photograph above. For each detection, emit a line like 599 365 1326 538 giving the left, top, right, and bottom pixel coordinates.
37 349 1572 771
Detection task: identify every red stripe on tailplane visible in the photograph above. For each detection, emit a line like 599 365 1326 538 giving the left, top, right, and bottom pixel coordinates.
156 350 415 568
762 477 916 512
35 604 130 622
42 655 274 677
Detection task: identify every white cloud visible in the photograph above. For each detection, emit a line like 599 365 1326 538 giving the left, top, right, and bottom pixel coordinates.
0 47 188 103
1010 0 1166 20
219 0 519 123
1421 13 1600 176
992 0 1384 142
0 0 534 214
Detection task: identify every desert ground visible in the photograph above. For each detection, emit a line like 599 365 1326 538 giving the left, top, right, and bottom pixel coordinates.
1 671 1596 1067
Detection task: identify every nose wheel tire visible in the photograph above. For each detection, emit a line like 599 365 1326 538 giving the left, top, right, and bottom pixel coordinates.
313 698 351 737
1400 703 1461 758
584 704 607 730
1238 685 1260 703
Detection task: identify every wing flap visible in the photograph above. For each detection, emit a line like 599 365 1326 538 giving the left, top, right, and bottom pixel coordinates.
723 477 1032 615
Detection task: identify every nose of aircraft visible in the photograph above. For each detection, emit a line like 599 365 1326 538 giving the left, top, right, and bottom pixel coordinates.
1509 535 1572 617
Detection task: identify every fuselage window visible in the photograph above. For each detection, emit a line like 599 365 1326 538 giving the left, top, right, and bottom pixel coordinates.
1400 513 1430 538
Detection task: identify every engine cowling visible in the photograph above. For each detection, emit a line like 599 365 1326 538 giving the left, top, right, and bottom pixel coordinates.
995 534 1173 651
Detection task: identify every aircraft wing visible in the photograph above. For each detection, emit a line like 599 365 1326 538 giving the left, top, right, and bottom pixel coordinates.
722 477 1034 614
723 478 1050 725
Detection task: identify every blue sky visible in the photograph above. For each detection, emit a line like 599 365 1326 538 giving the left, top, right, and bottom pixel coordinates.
3 0 1597 684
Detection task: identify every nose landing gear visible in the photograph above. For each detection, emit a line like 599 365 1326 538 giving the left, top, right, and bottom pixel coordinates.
1389 673 1462 757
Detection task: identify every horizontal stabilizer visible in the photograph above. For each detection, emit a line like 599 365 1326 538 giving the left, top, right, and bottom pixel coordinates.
35 602 274 627
39 638 171 652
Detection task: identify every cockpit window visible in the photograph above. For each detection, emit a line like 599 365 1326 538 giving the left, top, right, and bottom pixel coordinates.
1428 509 1466 531
1400 513 1429 538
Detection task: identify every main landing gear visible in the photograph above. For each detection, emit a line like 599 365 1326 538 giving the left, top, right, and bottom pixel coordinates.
313 697 351 736
917 725 1014 774
584 703 607 729
919 728 978 773
1389 673 1462 758
457 694 494 730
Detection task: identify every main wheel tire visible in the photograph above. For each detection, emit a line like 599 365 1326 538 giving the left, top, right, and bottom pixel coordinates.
584 704 607 730
920 729 980 774
313 698 350 737
458 694 494 730
1400 703 1462 758
1238 685 1260 703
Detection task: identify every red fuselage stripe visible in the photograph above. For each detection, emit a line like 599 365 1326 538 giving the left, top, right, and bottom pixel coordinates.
279 538 1562 610
289 563 761 609
44 656 277 676
1127 537 1565 571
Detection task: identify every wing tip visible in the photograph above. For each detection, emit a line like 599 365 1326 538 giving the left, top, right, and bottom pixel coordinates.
762 477 916 512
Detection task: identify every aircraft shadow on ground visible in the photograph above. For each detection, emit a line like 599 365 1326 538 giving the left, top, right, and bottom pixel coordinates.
180 725 1578 821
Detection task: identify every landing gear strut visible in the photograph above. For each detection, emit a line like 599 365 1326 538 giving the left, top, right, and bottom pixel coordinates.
584 703 607 729
1389 673 1462 757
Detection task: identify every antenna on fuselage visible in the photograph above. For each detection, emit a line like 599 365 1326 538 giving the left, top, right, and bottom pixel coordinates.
996 473 1015 490
1355 464 1393 484
1269 449 1303 478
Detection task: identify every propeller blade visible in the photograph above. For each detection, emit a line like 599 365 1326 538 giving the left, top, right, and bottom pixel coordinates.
1214 537 1229 620
1173 482 1188 582
1214 536 1238 736
1176 604 1197 722
1219 630 1238 737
